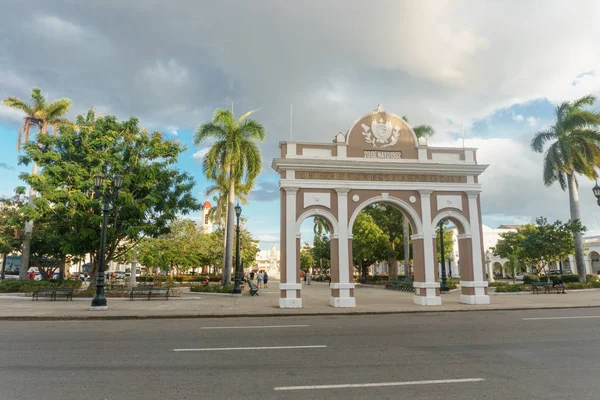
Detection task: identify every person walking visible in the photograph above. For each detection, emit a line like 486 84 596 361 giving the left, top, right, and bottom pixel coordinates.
307 272 312 285
257 271 264 289
263 272 269 288
303 271 307 285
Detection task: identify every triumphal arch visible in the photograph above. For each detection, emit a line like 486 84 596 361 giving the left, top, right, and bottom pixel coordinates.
272 105 489 308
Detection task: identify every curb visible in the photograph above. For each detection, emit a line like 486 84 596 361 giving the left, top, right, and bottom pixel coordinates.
1 304 599 321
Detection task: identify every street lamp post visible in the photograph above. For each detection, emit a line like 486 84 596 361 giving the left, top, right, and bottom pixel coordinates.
232 203 242 296
593 181 600 206
90 174 123 311
438 219 449 292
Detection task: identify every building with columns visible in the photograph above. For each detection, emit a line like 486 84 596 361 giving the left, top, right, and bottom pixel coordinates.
272 105 489 308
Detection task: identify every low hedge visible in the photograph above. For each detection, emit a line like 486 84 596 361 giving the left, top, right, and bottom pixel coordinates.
0 279 82 293
495 284 525 292
189 284 233 293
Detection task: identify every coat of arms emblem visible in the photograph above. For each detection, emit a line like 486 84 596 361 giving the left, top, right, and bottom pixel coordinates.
361 113 400 148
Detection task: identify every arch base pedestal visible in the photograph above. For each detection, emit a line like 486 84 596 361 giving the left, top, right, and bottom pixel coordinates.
460 281 490 304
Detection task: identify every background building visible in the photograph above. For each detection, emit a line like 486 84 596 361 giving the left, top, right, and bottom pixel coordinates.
252 245 280 279
199 200 214 233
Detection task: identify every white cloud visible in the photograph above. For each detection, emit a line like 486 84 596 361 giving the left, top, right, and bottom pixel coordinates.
35 15 85 37
192 148 209 162
526 116 539 127
512 114 524 122
258 235 279 243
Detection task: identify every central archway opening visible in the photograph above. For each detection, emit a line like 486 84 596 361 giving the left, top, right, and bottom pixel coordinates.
351 203 414 285
299 216 332 284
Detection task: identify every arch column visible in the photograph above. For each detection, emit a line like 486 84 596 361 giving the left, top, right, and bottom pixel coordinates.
459 192 489 304
413 190 441 305
330 188 355 307
279 187 302 308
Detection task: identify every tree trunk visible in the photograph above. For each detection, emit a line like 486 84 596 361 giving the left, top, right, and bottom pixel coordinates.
19 162 38 279
224 175 235 285
58 257 66 281
388 242 398 281
402 218 410 277
567 173 586 282
1 254 6 280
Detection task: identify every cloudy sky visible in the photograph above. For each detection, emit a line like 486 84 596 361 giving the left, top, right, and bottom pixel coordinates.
1 0 600 249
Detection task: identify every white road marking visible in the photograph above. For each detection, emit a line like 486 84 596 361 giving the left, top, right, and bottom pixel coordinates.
173 345 326 352
523 315 600 321
200 324 309 330
274 378 485 391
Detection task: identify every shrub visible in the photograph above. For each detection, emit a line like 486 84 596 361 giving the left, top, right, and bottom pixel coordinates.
0 279 82 293
209 276 222 282
565 282 586 290
558 274 580 283
489 281 509 287
190 284 233 293
447 278 459 290
495 284 524 292
591 280 600 288
585 274 599 283
523 275 539 284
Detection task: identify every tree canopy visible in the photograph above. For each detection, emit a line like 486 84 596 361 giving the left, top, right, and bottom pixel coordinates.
17 109 199 285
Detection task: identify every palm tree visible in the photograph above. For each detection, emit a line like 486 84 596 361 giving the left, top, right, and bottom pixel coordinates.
2 88 72 278
313 216 331 236
206 176 250 227
401 116 436 277
531 94 600 282
194 108 265 285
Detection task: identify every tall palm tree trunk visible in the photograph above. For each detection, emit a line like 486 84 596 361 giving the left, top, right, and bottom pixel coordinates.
402 218 410 277
221 200 230 280
20 162 38 279
223 175 235 285
567 173 586 282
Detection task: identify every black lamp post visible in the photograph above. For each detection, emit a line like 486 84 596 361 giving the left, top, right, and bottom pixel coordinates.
438 218 449 292
593 181 600 206
232 203 242 295
90 173 123 310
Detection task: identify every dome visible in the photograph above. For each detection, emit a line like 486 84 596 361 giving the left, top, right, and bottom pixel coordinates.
203 200 212 209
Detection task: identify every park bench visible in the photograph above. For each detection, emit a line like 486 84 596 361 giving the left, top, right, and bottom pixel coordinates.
384 279 414 293
129 286 170 300
32 287 56 301
531 281 552 294
247 280 259 296
53 287 74 301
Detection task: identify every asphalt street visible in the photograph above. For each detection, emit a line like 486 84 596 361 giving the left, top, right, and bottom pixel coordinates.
1 308 599 400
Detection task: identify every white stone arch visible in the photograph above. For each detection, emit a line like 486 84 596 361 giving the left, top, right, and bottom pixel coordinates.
345 109 420 149
430 210 472 237
295 208 339 237
348 195 423 235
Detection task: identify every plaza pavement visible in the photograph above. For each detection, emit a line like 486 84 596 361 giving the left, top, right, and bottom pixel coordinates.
0 281 599 320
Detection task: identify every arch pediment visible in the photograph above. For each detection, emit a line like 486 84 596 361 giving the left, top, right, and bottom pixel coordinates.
345 105 419 159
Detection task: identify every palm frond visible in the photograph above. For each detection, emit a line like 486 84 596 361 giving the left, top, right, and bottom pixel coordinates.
45 98 72 120
412 124 435 139
543 143 566 189
2 97 33 115
194 123 227 146
30 88 46 109
572 94 596 109
530 128 557 153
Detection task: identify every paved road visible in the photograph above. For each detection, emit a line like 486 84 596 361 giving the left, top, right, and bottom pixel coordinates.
1 308 599 399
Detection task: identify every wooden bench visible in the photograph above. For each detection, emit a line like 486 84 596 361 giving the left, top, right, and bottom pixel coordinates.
129 286 170 300
53 287 74 301
385 279 414 293
531 281 552 294
32 287 56 301
247 280 259 296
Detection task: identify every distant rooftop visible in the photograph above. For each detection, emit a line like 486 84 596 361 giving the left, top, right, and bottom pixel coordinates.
496 224 523 229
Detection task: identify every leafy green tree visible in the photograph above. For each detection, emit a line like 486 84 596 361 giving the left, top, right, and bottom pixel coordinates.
494 217 586 279
531 95 600 282
435 225 455 263
352 212 388 282
363 204 407 280
0 190 27 279
18 109 199 288
312 234 331 274
3 88 73 278
194 108 265 285
205 176 249 227
300 243 315 272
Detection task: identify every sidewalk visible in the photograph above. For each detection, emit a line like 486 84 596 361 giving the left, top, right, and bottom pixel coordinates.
1 282 599 320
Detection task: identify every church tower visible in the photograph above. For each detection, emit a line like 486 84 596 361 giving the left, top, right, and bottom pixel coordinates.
201 200 214 233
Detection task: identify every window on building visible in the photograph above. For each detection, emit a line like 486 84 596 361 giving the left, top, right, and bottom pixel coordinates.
205 214 209 224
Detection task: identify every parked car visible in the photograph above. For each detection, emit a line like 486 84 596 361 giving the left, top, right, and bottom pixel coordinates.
549 269 572 275
514 273 525 281
115 271 126 279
